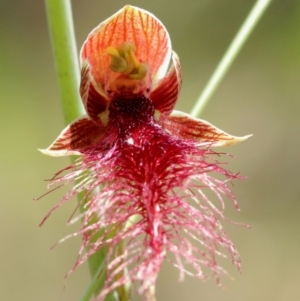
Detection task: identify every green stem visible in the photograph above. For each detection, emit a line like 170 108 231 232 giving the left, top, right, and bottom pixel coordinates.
190 0 273 117
80 257 106 301
44 0 84 124
44 0 110 299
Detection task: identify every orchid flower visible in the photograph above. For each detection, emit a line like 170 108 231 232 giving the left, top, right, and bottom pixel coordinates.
41 5 250 301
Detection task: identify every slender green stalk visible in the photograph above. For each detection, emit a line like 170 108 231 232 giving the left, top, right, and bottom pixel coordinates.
44 0 84 123
44 1 113 300
190 0 273 117
80 258 106 301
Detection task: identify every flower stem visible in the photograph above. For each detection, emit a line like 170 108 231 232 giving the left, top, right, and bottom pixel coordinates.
44 0 84 124
44 0 112 299
190 0 273 117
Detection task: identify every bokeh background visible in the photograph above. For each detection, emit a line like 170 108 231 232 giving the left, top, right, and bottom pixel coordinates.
1 0 300 300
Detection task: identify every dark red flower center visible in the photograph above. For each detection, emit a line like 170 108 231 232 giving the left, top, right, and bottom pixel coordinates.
108 95 155 140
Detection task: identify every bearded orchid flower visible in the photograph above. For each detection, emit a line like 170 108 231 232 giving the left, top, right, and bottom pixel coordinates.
41 5 250 301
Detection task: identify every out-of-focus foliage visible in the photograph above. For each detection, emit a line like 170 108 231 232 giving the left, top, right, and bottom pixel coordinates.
1 1 299 300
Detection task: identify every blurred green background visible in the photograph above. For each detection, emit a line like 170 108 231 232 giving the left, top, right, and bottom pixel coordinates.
1 0 300 300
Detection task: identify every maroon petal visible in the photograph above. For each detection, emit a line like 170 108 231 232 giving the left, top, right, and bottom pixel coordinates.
40 116 106 156
150 51 182 117
159 110 252 146
80 61 110 125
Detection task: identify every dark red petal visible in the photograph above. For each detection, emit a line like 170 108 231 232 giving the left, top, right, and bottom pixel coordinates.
159 110 252 146
40 116 106 156
150 52 182 117
80 61 109 125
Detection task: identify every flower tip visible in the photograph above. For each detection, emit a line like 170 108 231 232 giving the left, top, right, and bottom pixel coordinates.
38 148 80 157
38 148 49 155
234 133 253 144
218 133 252 147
